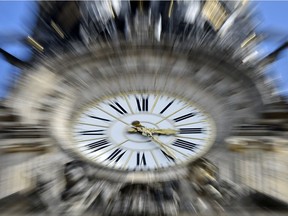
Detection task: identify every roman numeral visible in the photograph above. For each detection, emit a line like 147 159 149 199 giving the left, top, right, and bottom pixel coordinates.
179 128 203 134
88 115 111 122
172 139 198 152
160 100 174 114
136 97 148 112
161 150 175 162
106 148 126 163
79 130 105 135
109 102 127 115
136 152 147 166
173 112 195 122
86 139 111 152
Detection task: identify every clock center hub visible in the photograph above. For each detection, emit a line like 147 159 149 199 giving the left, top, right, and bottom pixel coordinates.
125 121 159 143
108 113 175 150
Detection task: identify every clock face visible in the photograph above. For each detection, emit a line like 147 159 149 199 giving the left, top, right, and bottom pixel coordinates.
72 92 216 171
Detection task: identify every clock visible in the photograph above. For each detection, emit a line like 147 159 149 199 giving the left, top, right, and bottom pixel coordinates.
42 44 263 183
0 1 281 215
72 92 216 172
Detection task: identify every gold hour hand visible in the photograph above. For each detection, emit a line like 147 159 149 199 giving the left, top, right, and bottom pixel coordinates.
127 127 177 135
149 129 177 135
127 127 141 133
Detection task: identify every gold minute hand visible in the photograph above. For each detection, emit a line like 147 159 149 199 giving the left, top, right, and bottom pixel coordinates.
144 129 176 160
149 134 176 160
129 124 176 160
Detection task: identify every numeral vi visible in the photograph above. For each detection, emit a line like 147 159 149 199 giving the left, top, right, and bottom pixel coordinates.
136 152 147 166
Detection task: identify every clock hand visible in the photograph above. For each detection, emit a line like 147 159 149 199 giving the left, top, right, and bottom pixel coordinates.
149 134 176 160
130 121 177 135
128 128 177 135
131 120 143 127
130 121 176 160
150 128 177 135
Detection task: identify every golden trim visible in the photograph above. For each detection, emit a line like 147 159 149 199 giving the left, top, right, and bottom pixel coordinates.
91 140 128 160
78 122 109 128
156 104 189 124
175 135 206 141
175 120 207 127
27 36 44 52
150 94 160 113
168 0 174 18
51 20 65 39
123 94 134 114
151 151 160 168
123 150 134 169
95 106 129 126
241 33 256 48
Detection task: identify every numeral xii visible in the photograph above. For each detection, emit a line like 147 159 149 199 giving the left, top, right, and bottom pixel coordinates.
136 97 148 112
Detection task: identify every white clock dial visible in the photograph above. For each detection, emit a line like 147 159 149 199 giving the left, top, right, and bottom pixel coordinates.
72 92 215 171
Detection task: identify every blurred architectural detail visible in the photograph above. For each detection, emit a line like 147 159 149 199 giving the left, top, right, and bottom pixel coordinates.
0 1 288 215
202 0 228 31
227 100 288 205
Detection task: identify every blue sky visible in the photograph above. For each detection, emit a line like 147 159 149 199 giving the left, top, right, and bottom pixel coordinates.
0 1 288 98
0 1 38 98
256 1 288 95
